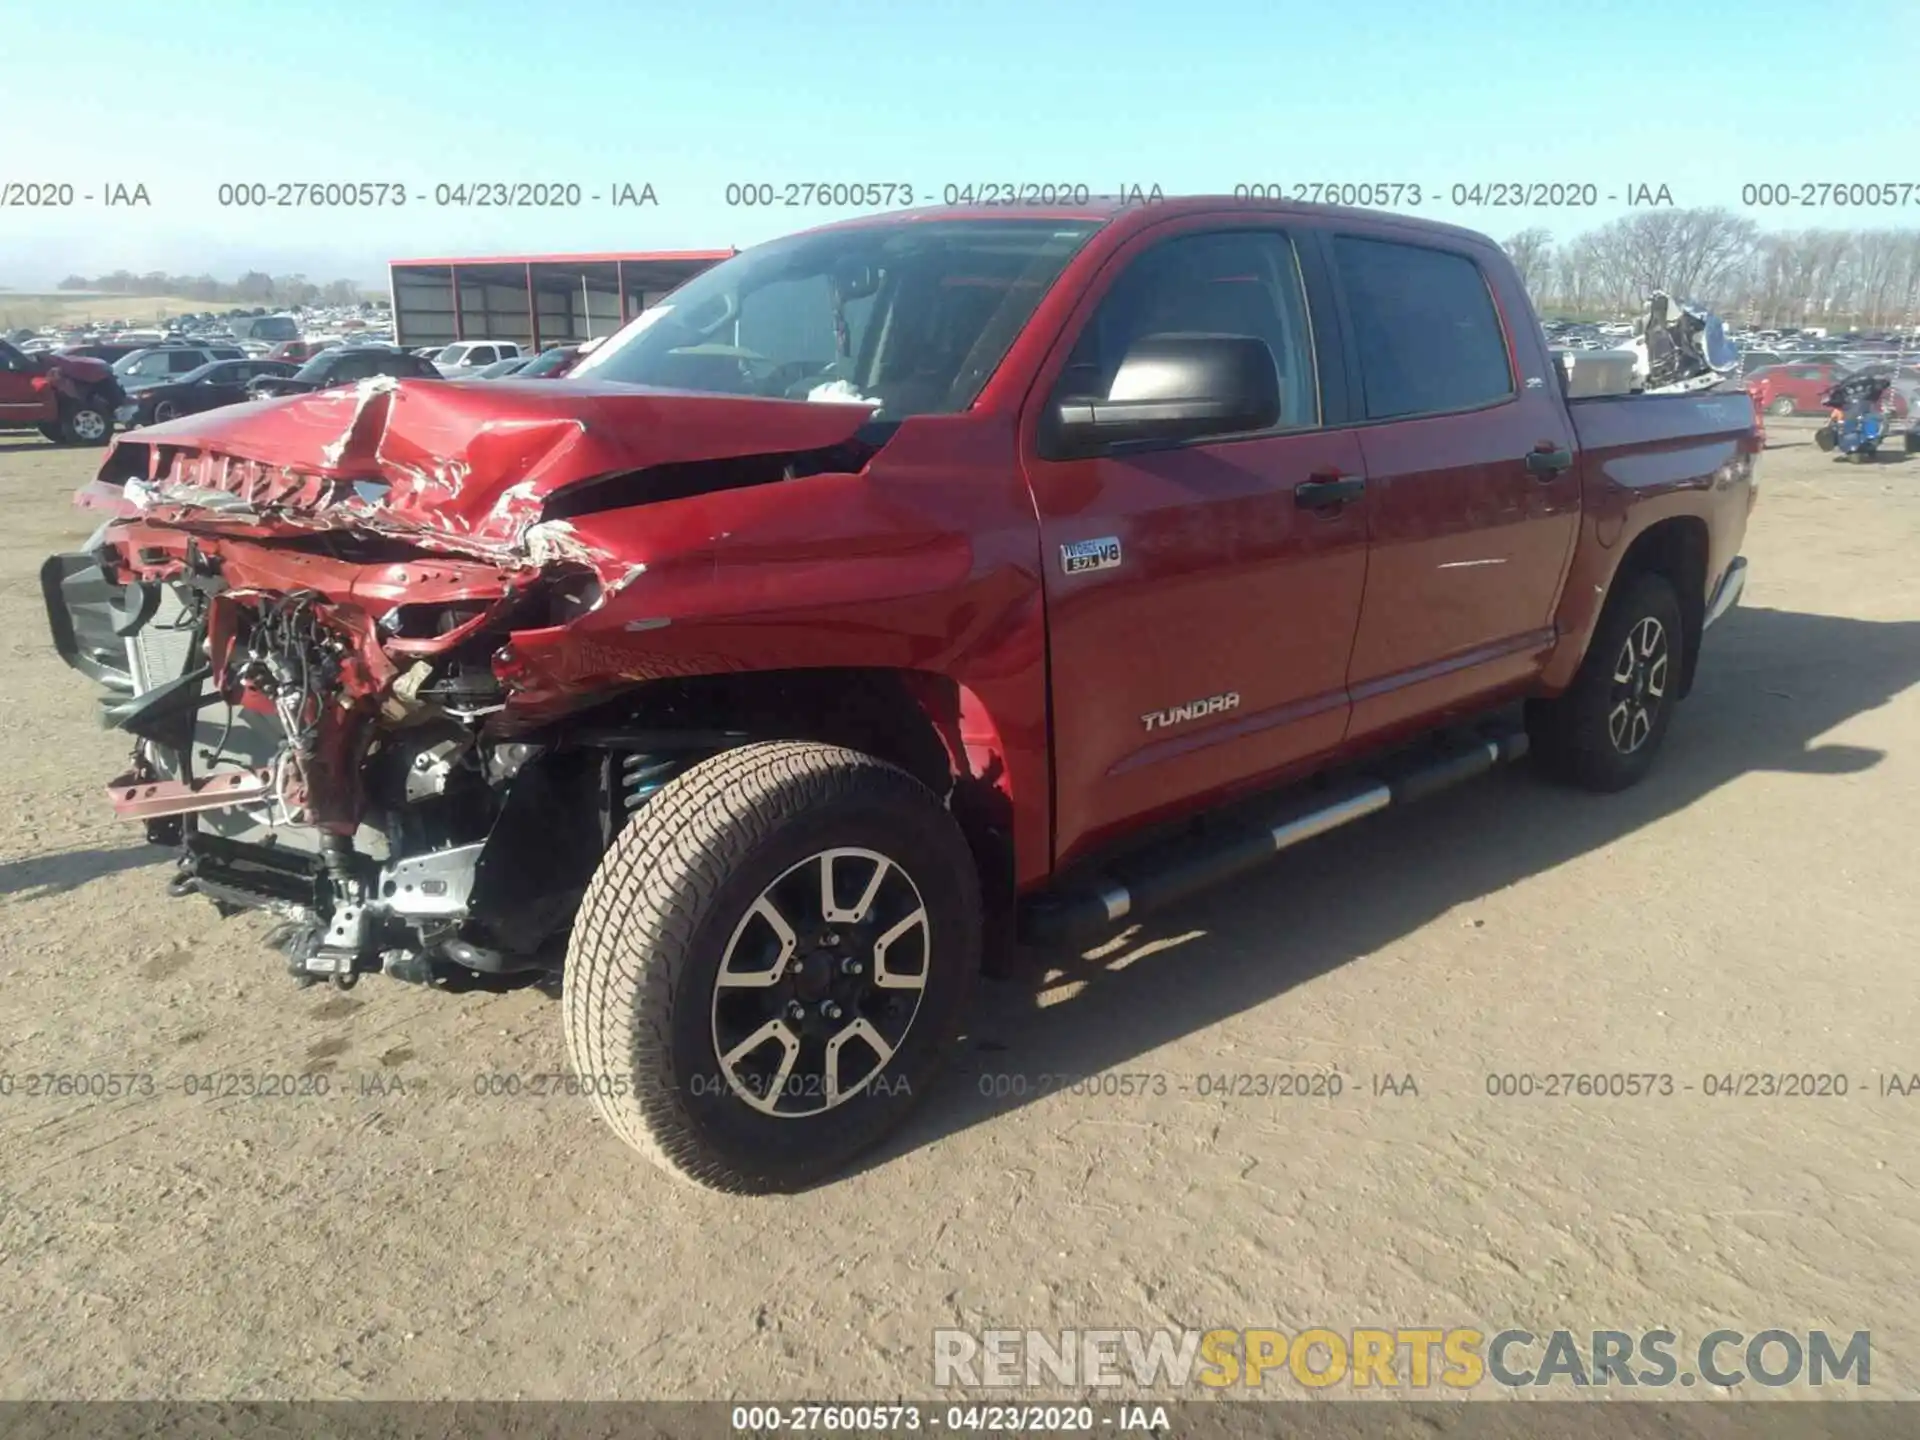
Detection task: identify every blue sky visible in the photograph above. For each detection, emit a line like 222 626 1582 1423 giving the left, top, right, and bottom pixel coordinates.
2 0 1912 285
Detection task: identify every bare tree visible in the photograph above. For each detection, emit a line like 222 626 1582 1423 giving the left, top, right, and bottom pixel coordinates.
1502 228 1554 303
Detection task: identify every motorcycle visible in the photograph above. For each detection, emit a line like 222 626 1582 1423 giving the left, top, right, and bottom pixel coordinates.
1812 373 1894 462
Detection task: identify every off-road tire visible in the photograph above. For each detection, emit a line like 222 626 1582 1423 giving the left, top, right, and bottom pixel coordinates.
56 395 113 446
1526 571 1685 793
563 740 981 1194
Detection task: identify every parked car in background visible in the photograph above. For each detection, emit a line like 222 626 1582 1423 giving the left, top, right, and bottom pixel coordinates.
0 338 124 444
1744 362 1851 415
456 356 535 380
112 345 248 386
59 341 163 364
116 359 299 427
268 339 339 364
434 340 522 376
512 344 584 378
247 345 443 398
229 314 301 344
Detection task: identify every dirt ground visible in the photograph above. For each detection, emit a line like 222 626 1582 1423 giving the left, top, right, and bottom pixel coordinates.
0 419 1916 1405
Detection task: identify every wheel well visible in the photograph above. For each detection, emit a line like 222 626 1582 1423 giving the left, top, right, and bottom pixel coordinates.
1611 517 1708 697
556 667 1019 957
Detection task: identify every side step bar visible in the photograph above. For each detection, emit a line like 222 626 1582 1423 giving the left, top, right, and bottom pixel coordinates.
1018 726 1530 946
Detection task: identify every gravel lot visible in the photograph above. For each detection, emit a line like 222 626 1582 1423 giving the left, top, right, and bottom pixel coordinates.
1 419 1916 1404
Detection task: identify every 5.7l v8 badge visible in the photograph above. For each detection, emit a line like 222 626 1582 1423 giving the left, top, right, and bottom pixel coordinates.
1060 537 1122 574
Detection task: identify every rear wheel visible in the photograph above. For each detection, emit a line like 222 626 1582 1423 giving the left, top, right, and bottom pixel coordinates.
1767 395 1795 416
562 741 981 1193
1527 571 1685 793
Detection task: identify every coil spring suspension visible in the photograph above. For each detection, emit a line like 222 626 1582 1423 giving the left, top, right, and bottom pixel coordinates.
620 753 686 813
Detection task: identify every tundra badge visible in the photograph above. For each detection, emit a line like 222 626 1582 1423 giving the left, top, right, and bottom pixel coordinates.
1060 537 1122 575
1142 692 1241 732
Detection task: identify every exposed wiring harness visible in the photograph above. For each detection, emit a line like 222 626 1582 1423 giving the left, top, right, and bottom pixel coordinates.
227 590 342 827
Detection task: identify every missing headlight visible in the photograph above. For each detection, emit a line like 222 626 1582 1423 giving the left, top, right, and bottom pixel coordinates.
379 602 492 638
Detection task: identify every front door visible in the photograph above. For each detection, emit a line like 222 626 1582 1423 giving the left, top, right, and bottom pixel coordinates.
1023 222 1370 866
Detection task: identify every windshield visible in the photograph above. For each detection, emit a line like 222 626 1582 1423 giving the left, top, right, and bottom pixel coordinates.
292 354 339 381
570 218 1103 417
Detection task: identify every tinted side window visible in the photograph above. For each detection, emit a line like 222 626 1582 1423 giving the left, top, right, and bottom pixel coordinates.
169 350 206 372
1333 236 1513 420
1052 229 1319 430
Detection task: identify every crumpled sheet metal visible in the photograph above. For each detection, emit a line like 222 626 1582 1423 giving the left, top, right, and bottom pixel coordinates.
117 376 881 560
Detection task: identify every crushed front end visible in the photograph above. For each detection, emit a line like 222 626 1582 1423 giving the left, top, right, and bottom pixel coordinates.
39 378 885 988
45 508 626 988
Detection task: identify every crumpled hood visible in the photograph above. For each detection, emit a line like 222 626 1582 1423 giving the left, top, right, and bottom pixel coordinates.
108 376 886 551
50 354 115 383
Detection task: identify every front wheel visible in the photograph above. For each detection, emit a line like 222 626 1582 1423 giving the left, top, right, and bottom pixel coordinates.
1527 571 1685 793
56 397 113 446
562 741 981 1193
1767 395 1796 416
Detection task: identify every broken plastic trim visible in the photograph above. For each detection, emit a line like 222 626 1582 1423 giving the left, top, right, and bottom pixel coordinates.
538 420 901 523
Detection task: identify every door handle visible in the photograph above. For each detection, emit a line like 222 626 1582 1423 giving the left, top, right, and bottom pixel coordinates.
1296 475 1366 508
1526 445 1574 477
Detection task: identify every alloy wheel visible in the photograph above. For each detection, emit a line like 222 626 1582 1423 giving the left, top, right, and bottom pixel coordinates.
1607 616 1669 754
710 847 931 1118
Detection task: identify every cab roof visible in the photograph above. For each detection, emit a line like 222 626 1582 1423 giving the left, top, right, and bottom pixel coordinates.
802 195 1498 248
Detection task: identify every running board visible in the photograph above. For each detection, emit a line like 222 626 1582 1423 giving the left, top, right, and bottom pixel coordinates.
1018 727 1530 946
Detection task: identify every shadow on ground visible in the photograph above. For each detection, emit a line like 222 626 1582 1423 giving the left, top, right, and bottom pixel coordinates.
0 843 170 898
848 603 1920 1176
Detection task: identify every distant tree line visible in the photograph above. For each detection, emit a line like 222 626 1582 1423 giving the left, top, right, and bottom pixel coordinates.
1503 210 1920 328
55 270 376 308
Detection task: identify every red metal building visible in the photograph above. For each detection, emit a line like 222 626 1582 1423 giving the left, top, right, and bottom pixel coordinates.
388 249 735 350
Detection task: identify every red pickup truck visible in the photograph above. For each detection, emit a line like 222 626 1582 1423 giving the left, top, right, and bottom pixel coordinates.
0 339 124 444
42 199 1756 1192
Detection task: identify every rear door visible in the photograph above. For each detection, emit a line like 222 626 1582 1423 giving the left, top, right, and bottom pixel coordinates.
1325 230 1582 743
1023 218 1371 865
